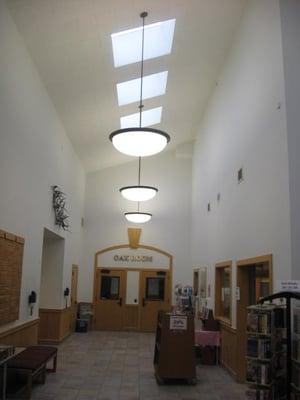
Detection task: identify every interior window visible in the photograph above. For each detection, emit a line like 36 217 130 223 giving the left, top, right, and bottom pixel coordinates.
215 263 232 322
100 276 120 299
221 267 231 319
146 277 165 300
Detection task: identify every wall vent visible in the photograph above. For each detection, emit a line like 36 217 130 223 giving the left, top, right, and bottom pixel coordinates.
207 203 211 212
238 168 243 183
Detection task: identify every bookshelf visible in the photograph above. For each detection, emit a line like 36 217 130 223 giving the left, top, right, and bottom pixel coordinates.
245 291 300 400
154 311 196 384
292 302 300 400
246 304 286 399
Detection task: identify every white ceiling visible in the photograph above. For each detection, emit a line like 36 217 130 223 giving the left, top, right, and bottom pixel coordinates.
7 0 246 172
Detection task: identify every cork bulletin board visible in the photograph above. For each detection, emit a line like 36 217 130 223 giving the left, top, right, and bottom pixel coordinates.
0 230 24 325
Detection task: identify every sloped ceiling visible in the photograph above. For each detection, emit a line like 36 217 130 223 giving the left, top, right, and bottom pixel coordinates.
7 0 246 172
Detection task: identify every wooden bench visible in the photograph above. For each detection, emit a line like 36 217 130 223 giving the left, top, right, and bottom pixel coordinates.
6 346 57 399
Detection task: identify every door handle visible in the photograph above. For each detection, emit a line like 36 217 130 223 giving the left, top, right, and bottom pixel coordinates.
117 297 122 306
142 298 146 307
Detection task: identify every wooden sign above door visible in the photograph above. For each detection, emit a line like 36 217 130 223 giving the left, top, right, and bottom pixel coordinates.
128 228 141 249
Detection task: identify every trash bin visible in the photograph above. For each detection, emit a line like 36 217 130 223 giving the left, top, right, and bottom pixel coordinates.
76 319 88 333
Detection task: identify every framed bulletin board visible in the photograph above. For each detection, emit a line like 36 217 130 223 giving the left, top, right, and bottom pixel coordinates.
0 230 24 325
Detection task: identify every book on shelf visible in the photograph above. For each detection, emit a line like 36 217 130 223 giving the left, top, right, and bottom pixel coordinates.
246 388 273 400
292 364 300 390
294 308 300 335
291 392 300 400
247 337 272 359
293 339 300 362
248 313 260 333
247 360 272 385
247 305 286 335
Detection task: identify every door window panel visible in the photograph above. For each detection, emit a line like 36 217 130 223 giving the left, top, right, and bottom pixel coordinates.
146 277 165 300
100 276 120 299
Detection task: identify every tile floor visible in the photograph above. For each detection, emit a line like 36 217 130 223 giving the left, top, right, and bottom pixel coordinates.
31 331 247 400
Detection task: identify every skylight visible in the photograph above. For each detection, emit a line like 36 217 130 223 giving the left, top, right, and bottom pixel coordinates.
120 107 162 129
111 19 176 67
117 71 168 106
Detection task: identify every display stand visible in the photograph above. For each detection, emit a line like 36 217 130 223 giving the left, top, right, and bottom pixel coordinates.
154 311 196 384
245 291 300 400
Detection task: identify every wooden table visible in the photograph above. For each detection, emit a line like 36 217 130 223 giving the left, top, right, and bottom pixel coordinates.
194 330 221 364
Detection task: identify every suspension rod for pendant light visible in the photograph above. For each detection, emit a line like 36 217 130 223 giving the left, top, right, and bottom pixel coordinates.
109 11 170 158
119 156 158 202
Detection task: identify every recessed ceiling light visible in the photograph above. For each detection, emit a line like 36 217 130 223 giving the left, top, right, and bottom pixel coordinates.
111 19 176 67
117 71 168 106
120 107 162 129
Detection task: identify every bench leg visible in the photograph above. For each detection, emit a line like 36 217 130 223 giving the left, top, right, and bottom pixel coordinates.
46 354 57 373
33 366 46 385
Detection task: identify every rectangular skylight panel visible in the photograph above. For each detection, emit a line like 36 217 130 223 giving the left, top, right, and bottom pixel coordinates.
111 19 176 67
117 71 168 106
120 107 162 128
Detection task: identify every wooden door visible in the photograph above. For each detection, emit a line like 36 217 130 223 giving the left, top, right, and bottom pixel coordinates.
123 270 139 331
140 270 171 332
70 265 78 331
94 269 125 330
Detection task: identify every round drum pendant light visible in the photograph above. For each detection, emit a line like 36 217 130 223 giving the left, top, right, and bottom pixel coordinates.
120 156 158 202
125 212 152 223
109 11 171 157
120 185 157 201
110 128 170 157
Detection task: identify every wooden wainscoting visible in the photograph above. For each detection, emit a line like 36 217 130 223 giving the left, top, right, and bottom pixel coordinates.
38 308 72 343
0 319 39 346
220 322 237 379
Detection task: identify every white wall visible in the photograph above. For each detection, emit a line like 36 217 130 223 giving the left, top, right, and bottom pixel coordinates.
191 0 291 327
81 150 192 303
0 0 85 330
280 0 300 280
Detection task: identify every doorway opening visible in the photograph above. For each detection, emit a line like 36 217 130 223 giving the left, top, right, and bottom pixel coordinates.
70 265 78 331
236 254 273 382
38 228 65 341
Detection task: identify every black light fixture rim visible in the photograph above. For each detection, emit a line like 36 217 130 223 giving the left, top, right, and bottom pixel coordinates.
124 212 152 217
120 185 158 193
109 127 170 143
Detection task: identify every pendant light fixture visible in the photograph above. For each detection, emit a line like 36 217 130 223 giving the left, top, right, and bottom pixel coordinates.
125 202 152 223
109 11 170 157
120 156 158 201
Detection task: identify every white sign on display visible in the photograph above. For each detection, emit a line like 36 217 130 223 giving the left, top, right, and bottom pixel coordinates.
170 315 187 330
236 287 240 301
276 280 300 292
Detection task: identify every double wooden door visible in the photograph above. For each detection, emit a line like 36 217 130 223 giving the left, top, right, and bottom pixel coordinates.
94 268 171 332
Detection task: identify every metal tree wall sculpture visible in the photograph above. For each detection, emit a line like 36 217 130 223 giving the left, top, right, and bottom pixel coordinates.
52 186 70 231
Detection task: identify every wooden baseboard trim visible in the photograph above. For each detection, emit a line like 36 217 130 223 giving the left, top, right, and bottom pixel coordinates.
221 361 238 380
39 332 71 345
